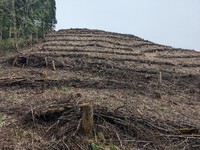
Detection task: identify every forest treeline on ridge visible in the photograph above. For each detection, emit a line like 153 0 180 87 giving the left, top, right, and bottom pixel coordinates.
0 0 56 51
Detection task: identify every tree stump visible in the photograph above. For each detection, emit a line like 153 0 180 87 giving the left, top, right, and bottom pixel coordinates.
52 60 56 70
81 104 94 138
158 71 162 86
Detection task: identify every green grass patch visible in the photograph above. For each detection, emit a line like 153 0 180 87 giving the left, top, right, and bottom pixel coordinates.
57 86 71 93
8 95 17 101
95 96 109 105
109 142 119 150
0 115 4 124
12 127 23 142
88 142 104 150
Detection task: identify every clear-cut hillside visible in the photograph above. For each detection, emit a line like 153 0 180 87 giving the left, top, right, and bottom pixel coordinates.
27 28 200 73
0 28 200 149
7 28 200 99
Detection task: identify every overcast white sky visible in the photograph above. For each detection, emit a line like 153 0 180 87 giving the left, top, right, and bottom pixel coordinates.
56 0 200 51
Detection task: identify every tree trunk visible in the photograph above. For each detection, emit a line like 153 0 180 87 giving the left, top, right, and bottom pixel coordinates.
0 26 2 41
35 32 38 42
42 21 45 38
9 27 12 38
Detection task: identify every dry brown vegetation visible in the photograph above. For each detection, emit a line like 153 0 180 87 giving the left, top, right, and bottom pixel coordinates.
0 28 200 149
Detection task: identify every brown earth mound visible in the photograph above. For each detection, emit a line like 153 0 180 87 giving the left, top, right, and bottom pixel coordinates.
0 28 200 149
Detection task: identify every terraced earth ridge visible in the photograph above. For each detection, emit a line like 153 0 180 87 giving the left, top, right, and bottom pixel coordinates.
0 28 200 149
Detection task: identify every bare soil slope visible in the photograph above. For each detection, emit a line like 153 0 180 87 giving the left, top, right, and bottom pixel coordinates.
0 28 200 149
